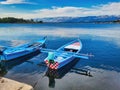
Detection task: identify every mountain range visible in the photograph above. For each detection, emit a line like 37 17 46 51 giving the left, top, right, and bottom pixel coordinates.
34 15 120 23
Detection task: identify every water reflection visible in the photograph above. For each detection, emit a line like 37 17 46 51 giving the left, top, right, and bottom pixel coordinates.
0 50 41 76
0 24 120 90
0 63 7 76
45 58 80 88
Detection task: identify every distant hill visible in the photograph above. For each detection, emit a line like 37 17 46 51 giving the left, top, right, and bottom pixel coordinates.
34 15 120 23
0 17 43 23
1 16 120 23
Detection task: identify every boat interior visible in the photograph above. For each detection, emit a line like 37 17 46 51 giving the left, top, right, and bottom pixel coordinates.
27 42 41 48
64 48 78 53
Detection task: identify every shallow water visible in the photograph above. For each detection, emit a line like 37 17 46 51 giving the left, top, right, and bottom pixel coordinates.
0 23 120 90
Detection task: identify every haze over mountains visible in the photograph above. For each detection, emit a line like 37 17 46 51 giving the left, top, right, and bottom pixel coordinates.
35 15 120 23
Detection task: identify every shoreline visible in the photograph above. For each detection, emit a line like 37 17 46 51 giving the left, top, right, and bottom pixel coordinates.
0 77 33 90
0 22 120 24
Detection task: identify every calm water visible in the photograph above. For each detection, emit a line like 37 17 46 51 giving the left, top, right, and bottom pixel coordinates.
0 23 120 90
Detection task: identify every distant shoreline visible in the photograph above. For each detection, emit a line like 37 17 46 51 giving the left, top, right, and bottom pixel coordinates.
0 17 43 24
0 21 120 24
0 17 120 24
42 21 120 24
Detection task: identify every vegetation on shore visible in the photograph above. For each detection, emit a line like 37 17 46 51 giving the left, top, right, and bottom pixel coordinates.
0 17 43 23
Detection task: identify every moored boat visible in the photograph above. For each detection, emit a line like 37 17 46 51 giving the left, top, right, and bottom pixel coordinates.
0 37 46 62
44 39 87 70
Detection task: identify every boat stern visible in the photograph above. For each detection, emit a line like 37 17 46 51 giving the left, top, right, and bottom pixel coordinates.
44 59 59 70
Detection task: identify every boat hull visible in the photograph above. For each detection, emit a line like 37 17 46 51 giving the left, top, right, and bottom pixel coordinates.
4 45 43 61
44 39 82 70
1 37 46 62
46 58 80 79
1 49 40 62
58 56 75 69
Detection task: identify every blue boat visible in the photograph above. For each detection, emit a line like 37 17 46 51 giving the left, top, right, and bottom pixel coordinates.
0 37 46 62
43 39 89 70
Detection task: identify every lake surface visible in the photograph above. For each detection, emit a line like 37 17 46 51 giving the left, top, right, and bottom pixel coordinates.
0 23 120 90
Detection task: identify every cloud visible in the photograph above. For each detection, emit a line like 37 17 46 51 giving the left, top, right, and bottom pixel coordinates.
0 0 35 4
34 2 120 17
0 26 120 47
0 2 120 18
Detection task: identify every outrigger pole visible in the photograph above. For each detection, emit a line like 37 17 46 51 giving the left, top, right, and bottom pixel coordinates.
40 48 94 60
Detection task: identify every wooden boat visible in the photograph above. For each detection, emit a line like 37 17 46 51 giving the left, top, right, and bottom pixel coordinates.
0 37 46 62
44 39 89 70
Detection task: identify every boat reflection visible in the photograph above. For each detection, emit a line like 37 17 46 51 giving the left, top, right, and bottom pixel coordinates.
45 58 80 88
0 50 41 76
0 63 7 76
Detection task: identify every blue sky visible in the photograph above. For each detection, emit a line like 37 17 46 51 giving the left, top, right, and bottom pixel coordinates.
0 0 120 18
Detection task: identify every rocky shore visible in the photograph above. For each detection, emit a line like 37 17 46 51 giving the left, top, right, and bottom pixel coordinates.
0 77 33 90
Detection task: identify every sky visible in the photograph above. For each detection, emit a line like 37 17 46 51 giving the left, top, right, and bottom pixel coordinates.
0 0 120 19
